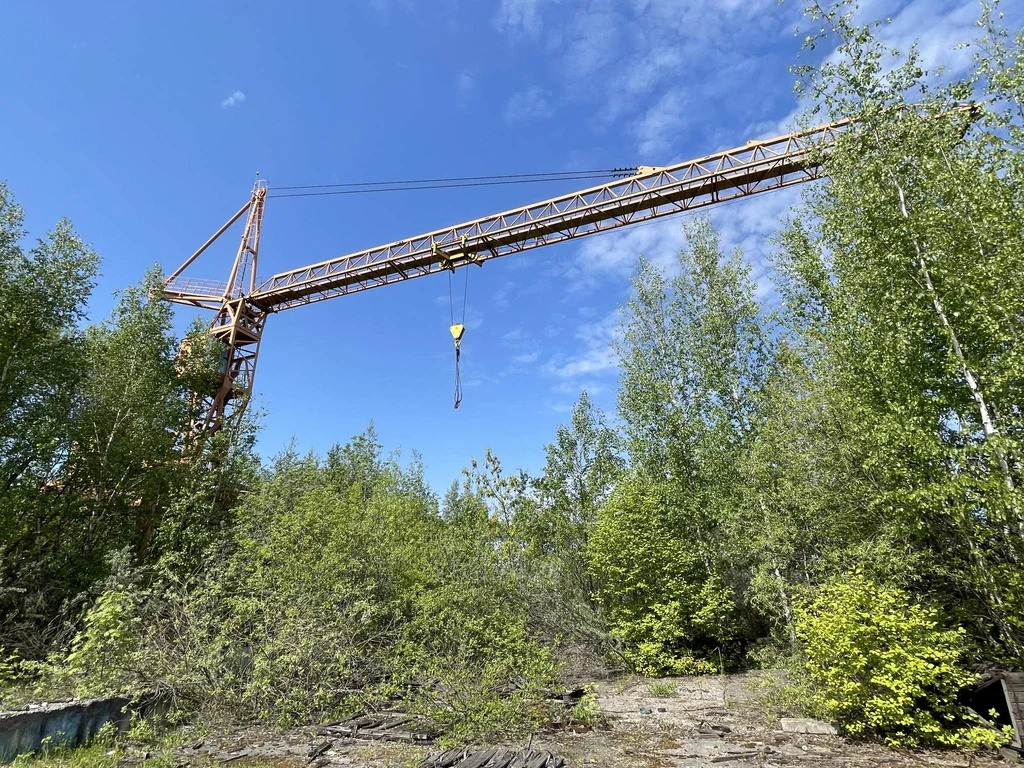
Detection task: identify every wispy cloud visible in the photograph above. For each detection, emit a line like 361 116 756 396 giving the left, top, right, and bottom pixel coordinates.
562 218 687 294
502 327 526 342
221 90 246 109
543 310 620 379
456 70 476 106
552 380 605 396
632 89 688 157
493 0 797 155
495 0 548 37
504 86 554 122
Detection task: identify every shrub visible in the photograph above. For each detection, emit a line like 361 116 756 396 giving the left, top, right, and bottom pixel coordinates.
38 444 557 743
588 476 733 676
794 575 1007 748
394 578 557 743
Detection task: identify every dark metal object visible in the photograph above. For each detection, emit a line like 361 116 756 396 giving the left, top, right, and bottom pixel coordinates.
422 747 565 768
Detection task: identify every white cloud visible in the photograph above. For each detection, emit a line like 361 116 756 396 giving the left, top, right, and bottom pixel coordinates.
495 0 549 37
552 380 605 396
559 179 804 306
221 90 246 109
707 185 804 302
492 0 800 156
502 327 526 342
561 4 621 80
512 351 540 364
492 279 517 309
369 0 413 12
632 89 688 157
546 345 614 379
543 309 620 379
504 86 554 122
546 400 575 414
564 217 688 293
456 70 476 105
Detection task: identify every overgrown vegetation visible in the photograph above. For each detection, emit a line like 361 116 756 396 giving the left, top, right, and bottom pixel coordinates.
2 0 1024 752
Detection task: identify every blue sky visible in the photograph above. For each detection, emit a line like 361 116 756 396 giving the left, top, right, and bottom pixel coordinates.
1 0 1009 494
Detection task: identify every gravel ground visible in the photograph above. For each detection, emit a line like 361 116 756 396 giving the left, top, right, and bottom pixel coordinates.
169 674 1017 768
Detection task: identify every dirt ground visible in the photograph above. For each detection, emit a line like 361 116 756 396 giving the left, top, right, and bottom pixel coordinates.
175 674 1016 768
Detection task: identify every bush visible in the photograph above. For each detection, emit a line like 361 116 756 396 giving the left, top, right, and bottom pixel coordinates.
794 575 1007 748
38 442 557 742
394 579 557 743
588 476 733 676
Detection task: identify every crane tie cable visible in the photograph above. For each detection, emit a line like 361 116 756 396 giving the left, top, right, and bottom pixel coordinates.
273 167 636 189
268 169 638 198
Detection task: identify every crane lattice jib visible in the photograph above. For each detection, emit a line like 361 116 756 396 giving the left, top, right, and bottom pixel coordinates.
244 118 852 313
161 117 856 435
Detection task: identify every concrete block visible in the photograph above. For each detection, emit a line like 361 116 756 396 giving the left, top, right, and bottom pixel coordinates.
779 718 837 736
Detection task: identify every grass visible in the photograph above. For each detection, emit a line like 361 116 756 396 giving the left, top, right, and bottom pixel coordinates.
610 674 637 695
8 720 292 768
11 742 290 768
646 680 677 697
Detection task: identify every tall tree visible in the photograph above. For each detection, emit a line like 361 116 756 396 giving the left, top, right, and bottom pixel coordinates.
533 391 623 602
0 184 97 499
783 0 1024 655
594 218 772 669
0 185 98 651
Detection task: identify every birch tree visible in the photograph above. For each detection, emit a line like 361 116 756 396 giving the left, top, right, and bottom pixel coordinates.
787 0 1024 654
594 218 772 669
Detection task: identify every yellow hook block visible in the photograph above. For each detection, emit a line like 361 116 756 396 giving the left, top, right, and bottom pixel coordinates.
450 323 465 346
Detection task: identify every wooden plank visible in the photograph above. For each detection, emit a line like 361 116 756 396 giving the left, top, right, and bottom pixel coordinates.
426 748 465 768
524 752 552 768
458 747 498 768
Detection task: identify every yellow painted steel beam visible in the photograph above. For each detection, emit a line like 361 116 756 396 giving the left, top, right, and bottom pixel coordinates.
249 118 852 312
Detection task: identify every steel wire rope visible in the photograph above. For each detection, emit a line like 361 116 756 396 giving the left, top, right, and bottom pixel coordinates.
272 168 637 191
267 172 638 199
448 263 470 410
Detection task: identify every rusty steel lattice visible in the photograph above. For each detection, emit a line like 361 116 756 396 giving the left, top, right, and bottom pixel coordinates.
163 119 852 434
249 118 852 311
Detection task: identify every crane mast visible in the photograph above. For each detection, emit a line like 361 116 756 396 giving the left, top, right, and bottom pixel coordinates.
163 118 852 435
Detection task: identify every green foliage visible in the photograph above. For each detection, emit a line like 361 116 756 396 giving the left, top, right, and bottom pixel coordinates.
779 0 1024 658
532 392 623 606
0 185 98 652
569 683 602 725
0 189 243 653
5 3 1024 757
646 680 677 698
59 589 142 698
589 474 730 676
45 434 556 742
794 576 1005 748
396 578 556 742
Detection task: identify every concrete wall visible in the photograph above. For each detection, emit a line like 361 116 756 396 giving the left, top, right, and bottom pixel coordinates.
0 697 133 762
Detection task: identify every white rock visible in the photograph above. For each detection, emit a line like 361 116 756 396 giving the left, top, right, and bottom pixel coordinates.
779 717 837 735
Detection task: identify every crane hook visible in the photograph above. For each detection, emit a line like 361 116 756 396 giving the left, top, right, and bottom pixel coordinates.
450 323 465 408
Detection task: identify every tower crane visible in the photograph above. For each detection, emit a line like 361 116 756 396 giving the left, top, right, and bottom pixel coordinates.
163 117 853 435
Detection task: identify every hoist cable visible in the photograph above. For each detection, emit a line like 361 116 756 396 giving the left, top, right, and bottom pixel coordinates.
461 265 469 325
272 168 637 191
267 172 636 199
448 265 470 410
453 348 463 410
447 270 455 327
